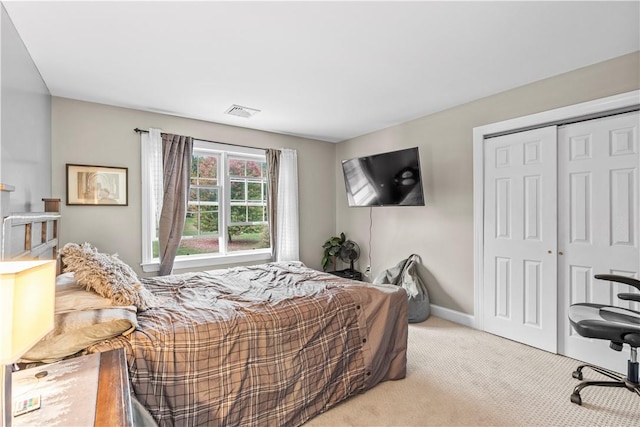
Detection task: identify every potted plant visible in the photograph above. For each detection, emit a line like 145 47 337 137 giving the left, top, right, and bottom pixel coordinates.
321 232 346 271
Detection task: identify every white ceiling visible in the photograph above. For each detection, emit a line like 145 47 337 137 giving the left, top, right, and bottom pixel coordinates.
3 1 639 143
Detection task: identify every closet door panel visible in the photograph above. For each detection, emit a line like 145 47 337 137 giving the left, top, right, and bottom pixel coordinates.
610 168 635 246
483 126 557 352
569 172 591 244
558 112 639 373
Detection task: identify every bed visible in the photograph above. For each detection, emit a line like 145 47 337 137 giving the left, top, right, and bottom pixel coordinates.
15 236 408 426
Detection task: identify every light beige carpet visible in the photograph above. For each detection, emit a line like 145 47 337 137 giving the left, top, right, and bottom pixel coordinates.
306 316 640 426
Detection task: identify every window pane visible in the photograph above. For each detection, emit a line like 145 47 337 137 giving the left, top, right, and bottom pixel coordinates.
229 159 245 177
228 225 270 252
157 235 221 257
200 211 218 234
230 181 245 201
192 154 218 185
230 205 247 223
177 237 220 256
246 160 263 177
191 155 201 185
190 187 219 203
200 188 218 203
198 178 217 187
184 206 219 235
248 206 265 222
247 182 262 201
183 213 198 236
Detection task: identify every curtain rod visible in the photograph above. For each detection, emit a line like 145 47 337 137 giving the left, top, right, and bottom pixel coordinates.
133 128 265 152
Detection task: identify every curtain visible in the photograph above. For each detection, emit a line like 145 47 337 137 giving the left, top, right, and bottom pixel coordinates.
147 128 163 227
158 133 193 275
275 149 299 261
265 149 280 259
140 128 163 266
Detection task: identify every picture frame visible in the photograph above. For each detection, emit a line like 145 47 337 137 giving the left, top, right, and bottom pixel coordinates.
66 164 128 206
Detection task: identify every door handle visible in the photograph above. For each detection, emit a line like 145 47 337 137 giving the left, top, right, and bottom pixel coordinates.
547 250 564 255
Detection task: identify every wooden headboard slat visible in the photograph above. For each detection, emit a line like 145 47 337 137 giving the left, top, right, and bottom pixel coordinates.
25 222 32 251
2 212 61 261
41 221 48 246
12 239 59 260
4 213 61 226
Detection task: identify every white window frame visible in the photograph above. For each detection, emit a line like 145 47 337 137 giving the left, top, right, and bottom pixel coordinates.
141 140 272 273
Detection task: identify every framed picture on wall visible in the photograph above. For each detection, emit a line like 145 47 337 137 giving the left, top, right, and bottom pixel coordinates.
66 164 128 206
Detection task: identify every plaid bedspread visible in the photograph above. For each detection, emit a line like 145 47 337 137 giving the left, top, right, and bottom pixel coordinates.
89 262 407 426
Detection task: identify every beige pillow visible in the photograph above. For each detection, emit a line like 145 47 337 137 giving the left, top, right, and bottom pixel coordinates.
20 306 137 363
60 242 160 311
56 287 115 314
55 272 79 291
55 272 115 313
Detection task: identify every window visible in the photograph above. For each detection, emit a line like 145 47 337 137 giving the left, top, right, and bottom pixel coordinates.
141 139 271 272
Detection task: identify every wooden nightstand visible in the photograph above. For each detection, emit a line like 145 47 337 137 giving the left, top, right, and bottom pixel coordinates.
12 348 133 426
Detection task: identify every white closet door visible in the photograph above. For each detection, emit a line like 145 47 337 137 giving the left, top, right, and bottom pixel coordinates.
483 126 558 352
558 112 640 373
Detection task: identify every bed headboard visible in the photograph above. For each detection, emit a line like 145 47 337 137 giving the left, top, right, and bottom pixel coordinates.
1 197 61 261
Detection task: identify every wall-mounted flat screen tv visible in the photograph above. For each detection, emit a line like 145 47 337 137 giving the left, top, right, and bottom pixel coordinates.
341 147 425 207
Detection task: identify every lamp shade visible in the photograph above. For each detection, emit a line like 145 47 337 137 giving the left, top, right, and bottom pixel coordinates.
0 260 56 365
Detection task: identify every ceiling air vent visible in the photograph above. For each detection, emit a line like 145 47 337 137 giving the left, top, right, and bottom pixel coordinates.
225 104 261 118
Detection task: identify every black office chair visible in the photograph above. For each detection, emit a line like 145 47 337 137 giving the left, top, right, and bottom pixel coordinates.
568 274 640 405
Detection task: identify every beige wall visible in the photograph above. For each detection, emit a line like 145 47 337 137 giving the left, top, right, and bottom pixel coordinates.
1 4 51 215
335 52 640 315
52 98 336 275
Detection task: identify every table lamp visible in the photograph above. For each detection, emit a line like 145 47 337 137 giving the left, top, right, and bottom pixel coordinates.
0 260 56 427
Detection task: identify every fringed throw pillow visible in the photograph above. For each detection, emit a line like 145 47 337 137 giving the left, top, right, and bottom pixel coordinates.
60 242 160 311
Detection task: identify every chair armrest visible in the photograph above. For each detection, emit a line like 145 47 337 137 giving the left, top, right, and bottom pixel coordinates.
617 293 640 303
594 274 640 292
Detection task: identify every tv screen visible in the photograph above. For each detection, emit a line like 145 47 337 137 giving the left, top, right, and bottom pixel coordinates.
341 147 425 207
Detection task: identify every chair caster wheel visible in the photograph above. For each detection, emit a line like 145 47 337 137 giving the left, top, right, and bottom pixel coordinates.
570 393 582 405
572 371 583 380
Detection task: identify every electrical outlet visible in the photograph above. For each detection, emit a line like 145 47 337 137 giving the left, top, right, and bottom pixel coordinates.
364 265 371 277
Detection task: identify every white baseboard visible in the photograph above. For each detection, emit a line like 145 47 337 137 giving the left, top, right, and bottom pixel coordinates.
430 304 475 328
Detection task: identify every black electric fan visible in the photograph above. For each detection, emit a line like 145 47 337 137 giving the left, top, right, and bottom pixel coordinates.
338 240 361 272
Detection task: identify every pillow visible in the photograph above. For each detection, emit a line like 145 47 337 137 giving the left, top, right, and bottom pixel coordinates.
56 287 115 314
55 272 115 314
20 306 137 363
60 242 160 311
55 272 79 290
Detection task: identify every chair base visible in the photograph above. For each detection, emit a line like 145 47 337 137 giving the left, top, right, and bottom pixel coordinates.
570 363 640 405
